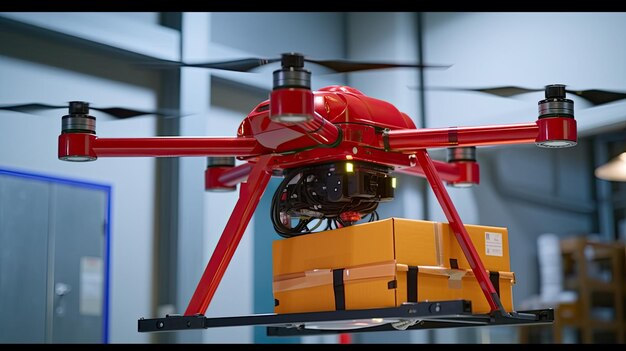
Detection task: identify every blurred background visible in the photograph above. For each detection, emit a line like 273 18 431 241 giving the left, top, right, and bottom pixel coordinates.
0 12 625 344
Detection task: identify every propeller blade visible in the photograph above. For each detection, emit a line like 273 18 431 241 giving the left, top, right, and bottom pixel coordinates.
565 89 626 106
0 102 182 119
411 85 626 106
413 86 543 97
466 86 543 97
0 103 67 113
142 58 281 72
305 59 451 73
90 106 182 119
143 55 450 74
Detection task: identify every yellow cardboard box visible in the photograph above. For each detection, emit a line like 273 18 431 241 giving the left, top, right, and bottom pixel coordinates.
273 261 515 314
272 218 443 276
273 218 510 278
272 217 513 314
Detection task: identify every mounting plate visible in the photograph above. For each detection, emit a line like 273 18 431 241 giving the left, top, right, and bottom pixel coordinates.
138 300 553 336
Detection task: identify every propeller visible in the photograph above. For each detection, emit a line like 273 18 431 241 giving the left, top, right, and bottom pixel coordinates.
410 85 626 106
0 102 182 119
2 53 450 121
144 54 451 73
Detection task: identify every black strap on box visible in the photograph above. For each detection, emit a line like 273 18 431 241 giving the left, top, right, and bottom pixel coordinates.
407 266 419 303
332 268 346 310
489 271 500 297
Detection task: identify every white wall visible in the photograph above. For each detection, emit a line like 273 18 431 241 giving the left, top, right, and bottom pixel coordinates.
210 12 345 59
423 12 626 133
0 26 158 343
111 12 160 25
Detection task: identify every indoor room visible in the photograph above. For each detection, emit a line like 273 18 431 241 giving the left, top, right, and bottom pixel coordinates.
0 12 625 344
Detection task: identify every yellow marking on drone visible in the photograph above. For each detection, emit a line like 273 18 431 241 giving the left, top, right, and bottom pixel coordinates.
346 162 354 173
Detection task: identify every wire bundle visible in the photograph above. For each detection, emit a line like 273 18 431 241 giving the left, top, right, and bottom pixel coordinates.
271 166 380 238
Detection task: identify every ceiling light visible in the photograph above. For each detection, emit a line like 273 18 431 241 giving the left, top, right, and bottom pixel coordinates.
595 152 626 182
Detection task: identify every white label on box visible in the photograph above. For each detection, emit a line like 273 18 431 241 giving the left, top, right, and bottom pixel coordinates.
485 232 503 257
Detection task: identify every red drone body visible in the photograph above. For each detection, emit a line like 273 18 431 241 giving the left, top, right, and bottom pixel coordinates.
56 53 578 324
240 85 414 153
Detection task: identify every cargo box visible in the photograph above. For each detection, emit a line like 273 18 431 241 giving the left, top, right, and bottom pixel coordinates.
273 218 444 277
272 218 514 314
273 261 515 314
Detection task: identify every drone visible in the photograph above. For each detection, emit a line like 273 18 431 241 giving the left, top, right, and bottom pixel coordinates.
2 52 580 332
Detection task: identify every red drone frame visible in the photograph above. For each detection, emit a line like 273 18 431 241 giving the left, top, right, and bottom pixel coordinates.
57 53 577 320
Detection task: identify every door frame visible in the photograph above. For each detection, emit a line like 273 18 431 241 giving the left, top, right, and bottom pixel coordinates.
0 166 112 343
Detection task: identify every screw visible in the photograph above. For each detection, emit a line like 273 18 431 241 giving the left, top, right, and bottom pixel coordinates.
69 101 89 115
281 53 305 69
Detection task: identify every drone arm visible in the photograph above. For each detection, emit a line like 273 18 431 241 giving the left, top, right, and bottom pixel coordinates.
384 122 539 151
292 112 342 146
93 136 264 157
58 133 267 160
394 159 479 185
217 163 254 187
250 112 342 152
384 117 576 151
185 155 273 315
